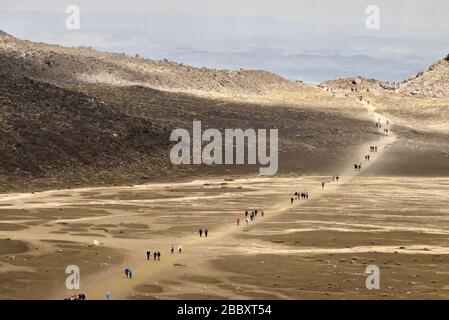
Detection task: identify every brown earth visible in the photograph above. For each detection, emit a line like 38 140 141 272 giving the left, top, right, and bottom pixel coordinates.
1 31 449 300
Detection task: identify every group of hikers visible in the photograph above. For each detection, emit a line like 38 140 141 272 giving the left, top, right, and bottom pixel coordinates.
116 113 391 296
64 293 86 300
376 117 390 129
290 175 340 205
171 244 183 254
291 191 309 204
124 266 133 279
116 206 269 285
125 246 184 279
355 117 392 172
243 209 263 225
295 191 309 199
98 111 396 296
146 250 162 261
356 145 377 171
378 118 391 134
199 228 208 237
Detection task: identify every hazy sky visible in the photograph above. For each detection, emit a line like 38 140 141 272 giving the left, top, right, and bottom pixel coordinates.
1 0 448 82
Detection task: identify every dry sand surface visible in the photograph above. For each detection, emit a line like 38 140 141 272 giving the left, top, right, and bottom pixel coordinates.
3 101 448 300
2 32 449 300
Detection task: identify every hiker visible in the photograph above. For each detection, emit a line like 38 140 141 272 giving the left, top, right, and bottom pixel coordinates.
178 245 182 253
245 217 249 226
205 229 208 237
291 197 294 205
128 268 133 279
199 229 203 237
157 251 161 260
322 182 325 189
336 176 339 182
153 252 157 260
75 293 86 300
358 164 362 171
146 250 151 261
171 244 175 254
245 211 248 217
261 211 264 217
124 267 129 278
237 217 240 225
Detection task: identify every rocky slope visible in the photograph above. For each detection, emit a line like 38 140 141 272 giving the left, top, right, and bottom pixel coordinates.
0 31 378 191
398 54 449 98
0 73 173 189
0 31 307 101
320 76 398 94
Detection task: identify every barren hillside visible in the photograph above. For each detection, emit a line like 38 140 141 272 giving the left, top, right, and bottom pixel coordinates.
319 55 449 177
0 31 378 191
0 31 310 101
321 76 397 94
398 54 449 98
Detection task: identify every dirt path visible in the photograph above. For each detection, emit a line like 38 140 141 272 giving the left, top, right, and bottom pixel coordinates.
70 100 398 300
0 99 397 300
